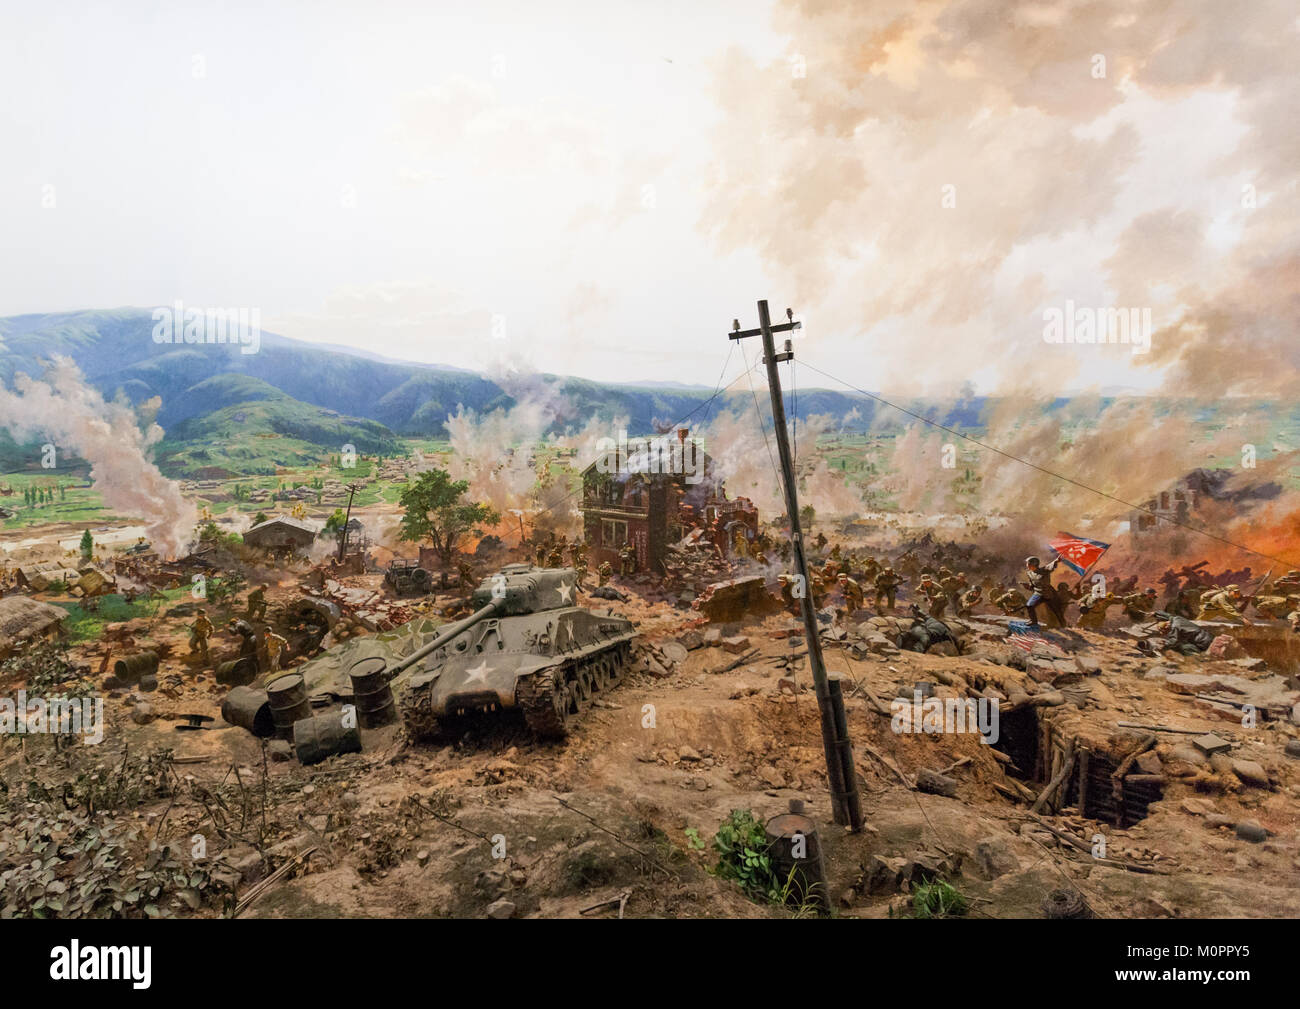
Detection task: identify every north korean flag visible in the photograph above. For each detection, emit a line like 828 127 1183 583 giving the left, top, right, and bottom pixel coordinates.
1047 531 1110 576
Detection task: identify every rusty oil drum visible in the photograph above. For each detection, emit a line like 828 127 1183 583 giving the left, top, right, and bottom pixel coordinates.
764 799 829 913
348 656 396 728
216 656 257 686
221 686 275 737
113 651 159 684
266 673 311 740
293 712 362 766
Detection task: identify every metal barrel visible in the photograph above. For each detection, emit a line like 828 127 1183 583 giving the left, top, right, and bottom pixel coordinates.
221 686 275 737
113 651 159 683
765 799 830 914
216 657 257 686
348 656 396 728
293 712 362 766
267 673 311 740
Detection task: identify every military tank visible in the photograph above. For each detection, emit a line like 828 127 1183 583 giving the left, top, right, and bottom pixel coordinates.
364 564 636 741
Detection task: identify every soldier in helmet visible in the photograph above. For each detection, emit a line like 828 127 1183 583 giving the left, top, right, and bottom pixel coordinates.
597 560 613 586
1076 591 1120 629
189 608 213 663
245 584 267 621
836 572 864 619
874 566 905 614
618 542 637 577
265 629 288 671
547 542 564 568
1121 586 1159 622
957 583 982 617
534 541 547 568
775 573 798 614
917 573 947 619
1021 556 1064 629
1197 584 1250 623
993 584 1028 616
457 559 475 590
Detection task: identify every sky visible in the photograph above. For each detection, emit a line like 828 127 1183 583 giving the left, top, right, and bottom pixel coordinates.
2 0 1296 400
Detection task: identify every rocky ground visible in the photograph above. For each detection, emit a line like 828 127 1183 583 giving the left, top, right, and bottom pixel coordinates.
3 571 1299 920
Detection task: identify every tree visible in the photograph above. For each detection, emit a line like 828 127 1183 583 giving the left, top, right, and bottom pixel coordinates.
252 512 269 527
79 530 94 558
398 468 499 566
322 508 347 535
799 505 816 529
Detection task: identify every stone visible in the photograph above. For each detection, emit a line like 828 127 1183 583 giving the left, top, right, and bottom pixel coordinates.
1207 635 1246 660
1205 814 1235 829
661 641 688 664
130 703 154 725
1230 759 1270 788
721 635 751 654
1134 752 1163 775
678 630 705 650
703 628 723 646
677 745 702 762
1167 744 1209 767
1192 733 1232 756
485 899 517 919
1284 740 1300 759
1234 820 1270 843
757 764 785 788
972 837 1019 880
1180 798 1217 815
268 739 294 762
1227 657 1268 673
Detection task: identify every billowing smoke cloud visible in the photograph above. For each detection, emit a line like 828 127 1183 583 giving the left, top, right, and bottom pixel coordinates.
0 357 197 557
702 0 1300 401
701 1 1300 569
698 406 864 518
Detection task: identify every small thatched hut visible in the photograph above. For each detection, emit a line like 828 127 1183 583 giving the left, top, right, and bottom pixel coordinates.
0 597 68 659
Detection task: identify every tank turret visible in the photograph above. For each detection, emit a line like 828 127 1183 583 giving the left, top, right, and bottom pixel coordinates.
369 564 635 740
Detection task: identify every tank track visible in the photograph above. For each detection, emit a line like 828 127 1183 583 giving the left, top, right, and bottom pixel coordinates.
400 682 441 743
518 642 631 739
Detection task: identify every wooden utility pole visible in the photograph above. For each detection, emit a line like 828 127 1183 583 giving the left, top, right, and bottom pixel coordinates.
337 482 359 562
729 300 862 830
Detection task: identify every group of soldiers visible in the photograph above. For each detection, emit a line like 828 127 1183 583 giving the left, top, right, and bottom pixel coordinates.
767 535 1300 633
187 582 289 673
526 532 638 589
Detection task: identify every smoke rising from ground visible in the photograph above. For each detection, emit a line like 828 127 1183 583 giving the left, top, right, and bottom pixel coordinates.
702 0 1300 401
0 357 197 558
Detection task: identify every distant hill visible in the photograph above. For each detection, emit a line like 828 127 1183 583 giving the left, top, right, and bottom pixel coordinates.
0 308 884 438
155 378 402 477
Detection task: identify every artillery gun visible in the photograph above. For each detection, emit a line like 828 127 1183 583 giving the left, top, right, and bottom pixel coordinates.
367 564 636 740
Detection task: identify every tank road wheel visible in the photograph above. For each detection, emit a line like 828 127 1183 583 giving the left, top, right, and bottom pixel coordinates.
592 656 611 692
573 665 595 710
519 666 571 739
400 685 440 743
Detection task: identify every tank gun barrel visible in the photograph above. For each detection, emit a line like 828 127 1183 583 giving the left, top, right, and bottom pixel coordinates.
385 599 503 679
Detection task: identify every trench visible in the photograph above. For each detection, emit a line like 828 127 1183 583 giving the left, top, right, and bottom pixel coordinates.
992 706 1162 824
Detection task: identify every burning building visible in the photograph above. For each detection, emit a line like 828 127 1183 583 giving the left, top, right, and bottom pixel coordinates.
1130 477 1200 538
580 429 749 573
